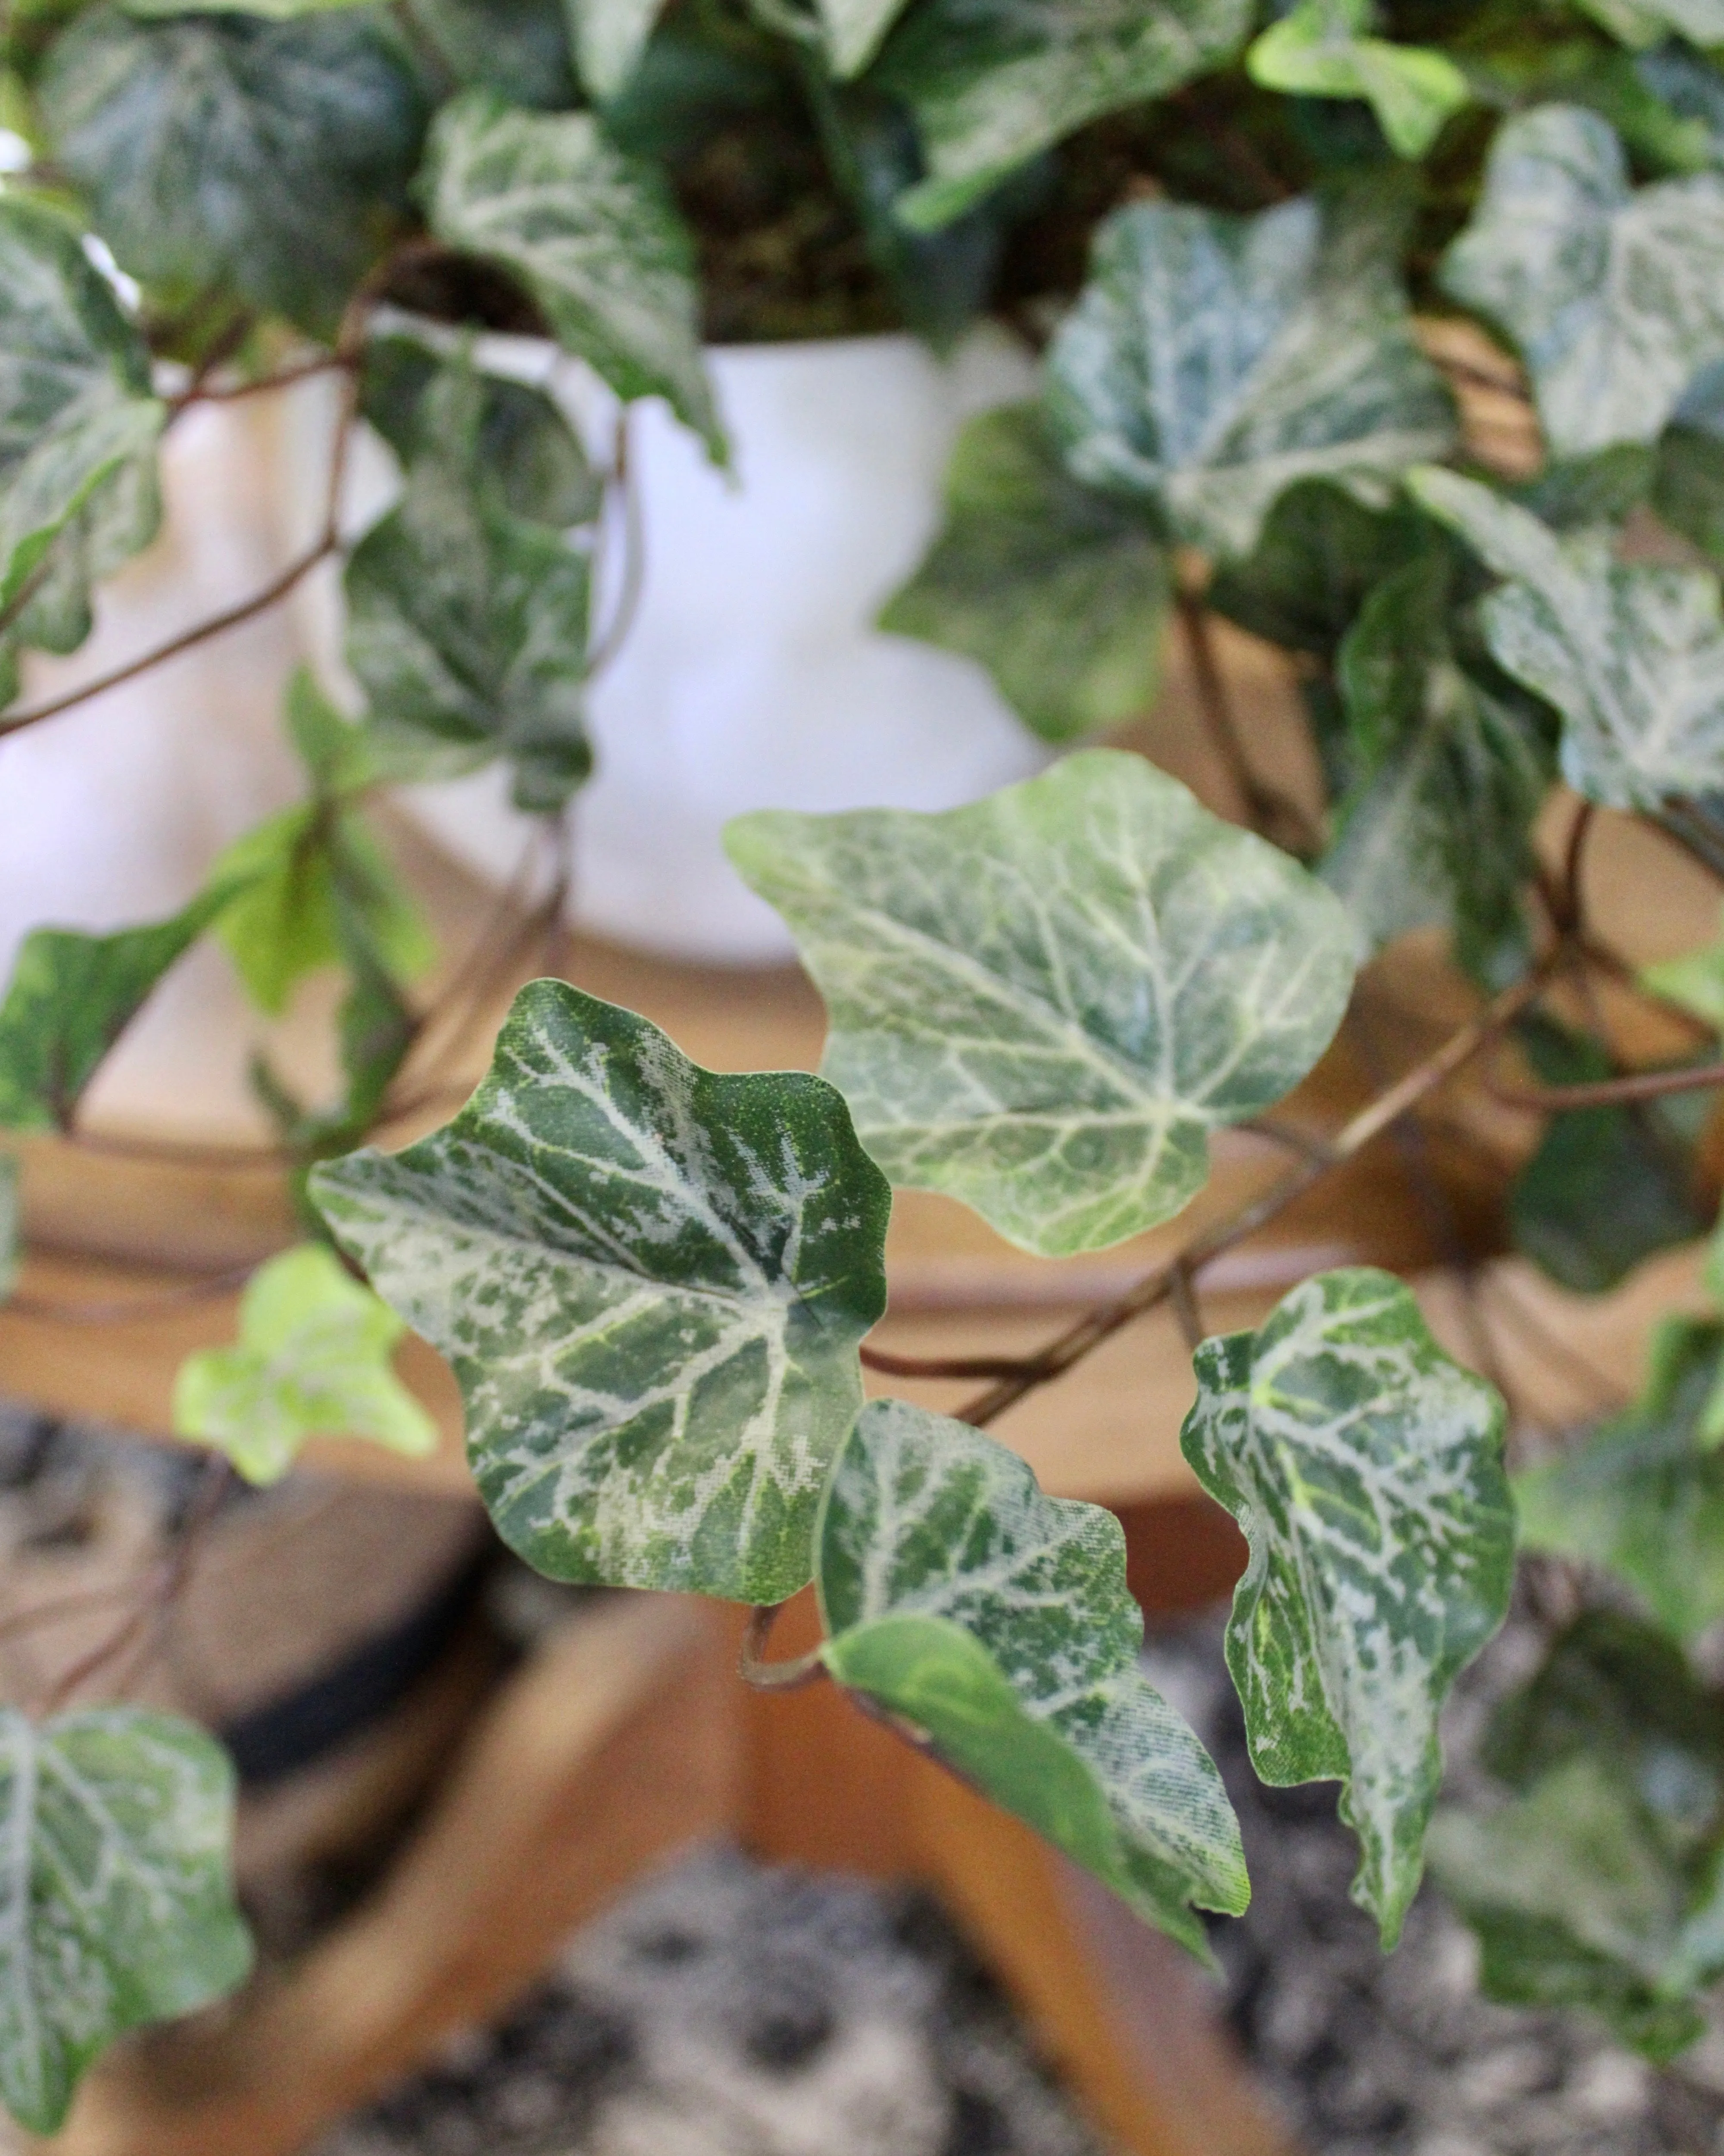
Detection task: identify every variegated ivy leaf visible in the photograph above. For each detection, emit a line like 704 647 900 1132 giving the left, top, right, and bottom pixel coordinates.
817 1399 1248 1952
423 90 722 459
309 980 890 1602
1246 0 1468 161
1574 0 1724 50
173 1243 435 1484
0 1707 251 2134
38 8 426 337
1320 549 1555 984
1046 192 1455 560
1516 1317 1724 1639
1180 1267 1514 1947
877 0 1252 231
0 198 162 705
1439 105 1724 458
565 0 664 98
1428 1613 1724 2061
726 751 1355 1259
1410 464 1724 810
878 402 1168 744
346 358 594 812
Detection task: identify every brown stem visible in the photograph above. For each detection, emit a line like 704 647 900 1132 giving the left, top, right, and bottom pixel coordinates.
6 1263 258 1326
172 351 354 412
1487 1059 1724 1111
738 1603 828 1693
955 964 1552 1428
859 1342 1051 1382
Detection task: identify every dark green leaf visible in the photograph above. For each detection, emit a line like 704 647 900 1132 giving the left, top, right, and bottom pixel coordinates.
876 0 1252 231
1047 191 1455 559
39 8 427 335
1206 477 1432 661
818 1399 1248 1951
422 88 721 457
0 1708 250 2134
878 402 1168 743
310 980 891 1602
400 0 577 108
1181 1267 1514 1947
1508 1016 1712 1293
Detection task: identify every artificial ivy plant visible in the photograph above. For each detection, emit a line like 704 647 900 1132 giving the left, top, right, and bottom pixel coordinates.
8 0 1724 2129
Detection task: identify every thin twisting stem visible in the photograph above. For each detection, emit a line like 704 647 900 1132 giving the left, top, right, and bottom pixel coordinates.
738 1603 828 1692
1487 1059 1724 1111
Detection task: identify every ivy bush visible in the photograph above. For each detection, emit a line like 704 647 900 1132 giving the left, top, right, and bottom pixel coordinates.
5 0 1724 2130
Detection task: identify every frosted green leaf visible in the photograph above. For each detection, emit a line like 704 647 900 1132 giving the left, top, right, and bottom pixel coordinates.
566 0 664 98
1409 464 1724 810
423 90 721 458
1321 551 1554 982
0 1707 250 2134
173 1243 434 1485
818 1399 1248 1952
309 980 890 1602
1516 1317 1724 1638
1047 193 1455 559
878 403 1168 744
1439 106 1724 458
726 751 1355 1258
1246 0 1468 160
1574 0 1724 48
819 0 911 77
347 360 593 813
878 0 1251 231
1180 1267 1514 1947
0 199 162 703
1429 1613 1724 2060
38 8 426 336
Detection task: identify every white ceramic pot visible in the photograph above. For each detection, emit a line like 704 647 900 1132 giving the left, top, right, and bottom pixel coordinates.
359 327 1049 964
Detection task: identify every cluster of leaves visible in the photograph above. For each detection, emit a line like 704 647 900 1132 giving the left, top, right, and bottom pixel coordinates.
9 0 1724 2130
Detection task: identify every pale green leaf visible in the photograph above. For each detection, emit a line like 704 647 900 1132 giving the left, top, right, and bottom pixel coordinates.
726 750 1355 1258
1320 550 1554 980
0 1707 250 2134
1180 1266 1514 1947
567 0 664 98
1246 0 1468 161
819 0 910 77
309 980 890 1601
1409 463 1724 810
878 0 1252 231
1428 1613 1724 2060
1515 1316 1724 1637
1047 192 1455 559
1644 903 1724 1030
1439 105 1724 458
423 89 722 458
818 1399 1248 1951
209 806 342 1018
1574 0 1724 50
878 403 1168 744
173 1242 434 1484
346 360 594 811
38 8 427 337
0 199 162 703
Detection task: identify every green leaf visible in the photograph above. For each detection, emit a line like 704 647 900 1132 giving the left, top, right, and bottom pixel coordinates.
1574 0 1724 49
1507 1015 1713 1293
119 0 374 16
1515 1315 1724 1638
0 198 162 703
1206 476 1431 662
172 1242 435 1484
1246 0 1468 161
1439 105 1724 459
1654 420 1724 562
1046 191 1455 559
309 980 890 1602
423 89 722 459
1409 463 1724 811
38 8 427 336
281 663 381 801
346 359 594 812
400 0 578 109
726 750 1355 1258
0 1707 250 2135
819 0 911 77
565 0 665 98
878 403 1168 744
1643 902 1724 1029
1320 551 1554 981
1180 1266 1514 1947
208 807 343 1018
818 1398 1248 1951
1428 1613 1724 2061
878 0 1252 231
